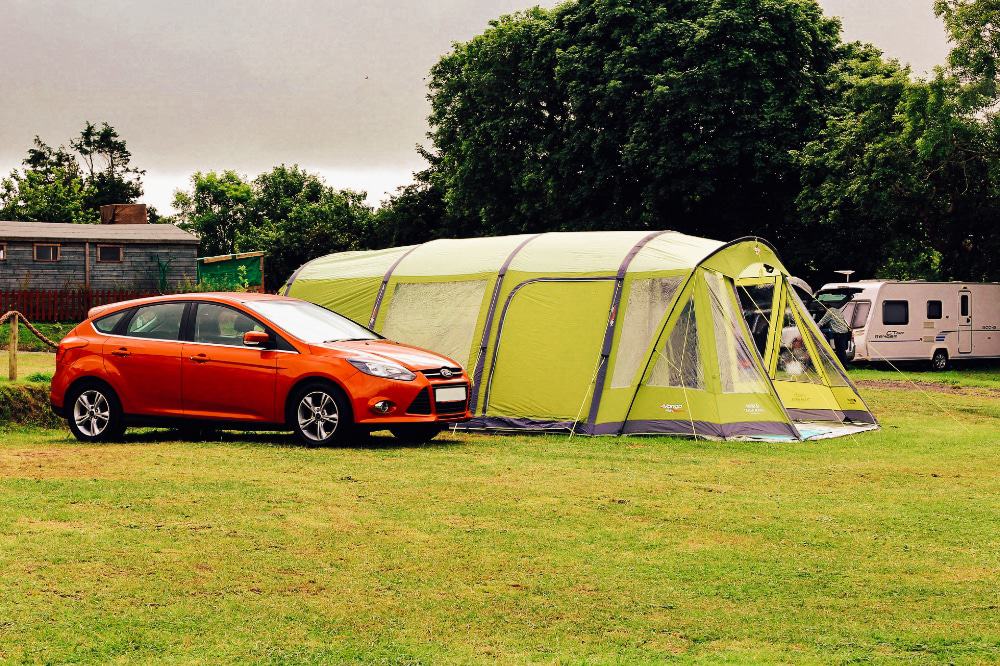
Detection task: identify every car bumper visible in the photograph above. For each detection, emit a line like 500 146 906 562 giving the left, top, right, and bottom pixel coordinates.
348 374 473 427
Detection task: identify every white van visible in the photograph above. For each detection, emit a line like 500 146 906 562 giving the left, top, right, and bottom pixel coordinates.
815 281 1000 370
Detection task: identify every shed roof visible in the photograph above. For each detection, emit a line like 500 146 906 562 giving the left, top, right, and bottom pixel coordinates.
0 221 199 245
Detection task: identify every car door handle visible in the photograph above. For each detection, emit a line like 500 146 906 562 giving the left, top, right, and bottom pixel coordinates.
111 348 130 357
189 354 210 363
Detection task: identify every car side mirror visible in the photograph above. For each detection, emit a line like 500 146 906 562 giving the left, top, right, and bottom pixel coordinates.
243 330 271 347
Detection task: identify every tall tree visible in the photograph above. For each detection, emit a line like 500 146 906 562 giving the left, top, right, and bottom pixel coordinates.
0 122 146 223
173 171 254 256
425 0 844 246
71 121 145 209
173 166 375 290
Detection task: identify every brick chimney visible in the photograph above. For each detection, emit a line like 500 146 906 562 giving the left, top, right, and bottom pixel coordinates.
100 204 148 224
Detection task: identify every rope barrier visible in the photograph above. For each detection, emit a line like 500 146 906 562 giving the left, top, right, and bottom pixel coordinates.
1 311 60 349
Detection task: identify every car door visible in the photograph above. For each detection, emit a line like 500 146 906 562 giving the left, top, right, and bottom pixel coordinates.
181 302 278 422
102 302 186 417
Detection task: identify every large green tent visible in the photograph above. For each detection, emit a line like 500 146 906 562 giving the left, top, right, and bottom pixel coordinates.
283 231 877 440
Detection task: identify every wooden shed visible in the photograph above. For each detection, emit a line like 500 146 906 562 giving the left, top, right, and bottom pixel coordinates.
0 218 199 291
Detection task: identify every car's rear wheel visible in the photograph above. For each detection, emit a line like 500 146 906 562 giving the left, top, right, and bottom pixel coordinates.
67 382 125 443
389 423 445 444
289 382 351 447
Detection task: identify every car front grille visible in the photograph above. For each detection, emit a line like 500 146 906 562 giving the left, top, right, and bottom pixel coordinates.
406 388 432 415
421 367 463 379
435 400 467 415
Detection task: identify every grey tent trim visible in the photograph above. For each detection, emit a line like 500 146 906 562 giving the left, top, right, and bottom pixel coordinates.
468 233 545 413
585 230 670 428
368 244 424 328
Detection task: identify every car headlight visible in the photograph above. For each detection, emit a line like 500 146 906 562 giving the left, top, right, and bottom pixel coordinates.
347 359 416 381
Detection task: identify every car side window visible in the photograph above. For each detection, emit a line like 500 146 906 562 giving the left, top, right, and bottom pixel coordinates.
125 303 186 341
93 310 128 333
194 303 265 346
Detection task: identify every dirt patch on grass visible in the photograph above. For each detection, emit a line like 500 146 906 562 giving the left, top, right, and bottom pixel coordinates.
857 379 1000 398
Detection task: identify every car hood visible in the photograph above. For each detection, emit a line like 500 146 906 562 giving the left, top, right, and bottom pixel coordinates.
311 339 459 371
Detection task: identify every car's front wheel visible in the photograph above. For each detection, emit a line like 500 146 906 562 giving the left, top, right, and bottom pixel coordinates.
67 382 125 443
289 382 351 447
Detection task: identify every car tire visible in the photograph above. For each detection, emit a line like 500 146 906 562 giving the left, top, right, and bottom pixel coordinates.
389 423 445 444
288 381 352 447
931 349 949 371
66 381 126 443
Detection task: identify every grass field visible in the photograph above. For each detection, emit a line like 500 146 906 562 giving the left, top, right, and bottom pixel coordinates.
1 362 998 662
0 350 56 383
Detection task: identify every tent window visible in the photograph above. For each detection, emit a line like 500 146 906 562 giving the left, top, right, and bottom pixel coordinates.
775 304 824 384
381 280 487 369
705 272 770 394
610 277 682 388
647 297 704 389
737 283 775 357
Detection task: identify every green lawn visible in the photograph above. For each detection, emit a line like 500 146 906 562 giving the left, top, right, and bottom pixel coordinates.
0 350 55 383
1 367 998 662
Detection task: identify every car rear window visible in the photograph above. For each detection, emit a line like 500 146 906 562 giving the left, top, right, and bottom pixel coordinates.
93 310 128 334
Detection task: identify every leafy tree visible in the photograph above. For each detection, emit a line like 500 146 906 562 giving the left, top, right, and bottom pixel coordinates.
0 167 99 224
425 0 844 245
71 121 145 209
935 0 1000 99
0 137 99 223
173 171 254 256
174 166 375 291
0 122 145 223
240 166 375 291
373 165 463 247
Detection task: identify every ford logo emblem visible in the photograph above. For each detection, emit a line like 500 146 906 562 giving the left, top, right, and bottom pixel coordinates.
440 368 453 378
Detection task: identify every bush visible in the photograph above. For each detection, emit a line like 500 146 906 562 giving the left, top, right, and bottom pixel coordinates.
0 383 61 428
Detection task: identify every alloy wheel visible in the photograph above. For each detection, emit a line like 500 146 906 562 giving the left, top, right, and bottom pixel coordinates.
73 390 111 437
297 391 340 442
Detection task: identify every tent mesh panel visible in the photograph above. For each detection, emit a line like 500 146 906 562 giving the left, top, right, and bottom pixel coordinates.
611 277 683 388
648 297 704 389
737 283 777 358
381 280 487 368
775 305 824 384
790 290 853 388
705 272 771 394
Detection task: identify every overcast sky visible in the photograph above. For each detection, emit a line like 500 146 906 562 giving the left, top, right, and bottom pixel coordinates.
2 0 951 214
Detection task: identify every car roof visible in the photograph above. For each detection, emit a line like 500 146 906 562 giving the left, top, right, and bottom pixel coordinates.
87 292 296 319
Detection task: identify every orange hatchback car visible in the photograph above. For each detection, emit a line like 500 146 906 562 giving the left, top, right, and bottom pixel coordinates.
50 293 471 445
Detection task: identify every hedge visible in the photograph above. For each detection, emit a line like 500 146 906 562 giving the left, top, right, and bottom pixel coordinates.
0 382 61 428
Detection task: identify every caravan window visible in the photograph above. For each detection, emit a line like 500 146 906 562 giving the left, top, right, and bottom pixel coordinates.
926 300 942 320
882 300 909 326
850 301 871 329
960 294 970 317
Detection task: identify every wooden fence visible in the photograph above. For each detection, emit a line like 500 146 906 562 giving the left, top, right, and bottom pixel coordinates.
0 289 160 323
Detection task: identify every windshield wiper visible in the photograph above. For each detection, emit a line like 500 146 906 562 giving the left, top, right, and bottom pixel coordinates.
323 337 375 343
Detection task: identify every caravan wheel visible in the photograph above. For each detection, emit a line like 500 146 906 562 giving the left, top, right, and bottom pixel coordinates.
931 350 948 371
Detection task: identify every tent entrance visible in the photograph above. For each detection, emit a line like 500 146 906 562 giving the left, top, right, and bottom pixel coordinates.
483 279 615 422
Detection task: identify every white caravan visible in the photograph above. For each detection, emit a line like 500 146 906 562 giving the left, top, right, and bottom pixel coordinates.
815 281 1000 370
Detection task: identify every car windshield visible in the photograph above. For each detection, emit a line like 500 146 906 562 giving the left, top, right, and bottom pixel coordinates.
245 300 380 343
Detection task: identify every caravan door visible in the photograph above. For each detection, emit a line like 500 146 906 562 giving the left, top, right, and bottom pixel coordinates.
958 290 972 354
